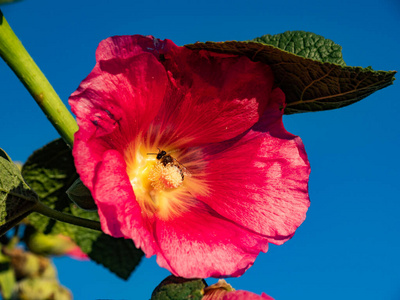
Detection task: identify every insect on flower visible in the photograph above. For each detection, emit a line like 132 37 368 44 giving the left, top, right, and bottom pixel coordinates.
147 149 190 180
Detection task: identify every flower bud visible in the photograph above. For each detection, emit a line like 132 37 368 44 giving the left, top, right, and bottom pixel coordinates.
203 280 274 300
151 275 206 300
26 230 88 260
203 280 234 300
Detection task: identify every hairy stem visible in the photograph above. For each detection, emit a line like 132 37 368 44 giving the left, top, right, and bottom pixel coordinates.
0 10 78 147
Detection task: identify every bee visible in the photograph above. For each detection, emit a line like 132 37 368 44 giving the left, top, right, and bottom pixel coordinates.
148 149 190 180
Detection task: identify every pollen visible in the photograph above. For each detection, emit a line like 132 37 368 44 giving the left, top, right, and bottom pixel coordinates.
125 142 206 220
148 163 184 190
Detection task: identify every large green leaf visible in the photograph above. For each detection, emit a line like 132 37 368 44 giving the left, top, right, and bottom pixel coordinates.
185 31 396 114
22 139 143 280
0 148 38 236
151 276 206 300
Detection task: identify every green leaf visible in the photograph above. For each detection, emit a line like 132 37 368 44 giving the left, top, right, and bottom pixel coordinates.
74 231 143 280
66 178 97 211
0 148 38 236
185 30 396 114
22 139 143 280
151 276 206 300
251 31 346 66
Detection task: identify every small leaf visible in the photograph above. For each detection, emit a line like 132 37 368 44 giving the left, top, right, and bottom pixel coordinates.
0 148 38 236
185 31 396 114
151 276 206 300
66 178 97 211
22 139 143 280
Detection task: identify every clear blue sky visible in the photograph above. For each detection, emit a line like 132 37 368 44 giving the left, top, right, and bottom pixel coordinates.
1 0 399 299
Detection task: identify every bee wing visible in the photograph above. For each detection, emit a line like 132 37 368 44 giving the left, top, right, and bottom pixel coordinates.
172 157 191 177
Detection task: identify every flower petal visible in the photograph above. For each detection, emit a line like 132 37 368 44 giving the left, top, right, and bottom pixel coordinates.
70 38 169 189
70 51 168 144
95 35 177 62
93 150 157 257
196 88 310 244
147 48 275 148
222 290 275 300
153 201 269 278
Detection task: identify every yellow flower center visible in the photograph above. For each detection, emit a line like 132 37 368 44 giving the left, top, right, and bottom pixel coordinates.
124 142 204 220
148 163 184 190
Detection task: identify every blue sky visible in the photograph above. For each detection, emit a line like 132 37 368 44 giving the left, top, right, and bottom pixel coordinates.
1 0 399 299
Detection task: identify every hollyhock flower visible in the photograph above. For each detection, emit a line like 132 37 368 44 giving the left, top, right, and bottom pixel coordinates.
203 280 274 300
69 35 310 278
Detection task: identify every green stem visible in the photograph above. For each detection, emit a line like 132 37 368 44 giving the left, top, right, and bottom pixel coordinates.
0 10 78 147
33 201 102 232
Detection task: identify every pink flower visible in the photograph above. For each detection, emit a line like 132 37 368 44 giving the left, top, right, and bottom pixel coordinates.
203 280 274 300
69 35 310 278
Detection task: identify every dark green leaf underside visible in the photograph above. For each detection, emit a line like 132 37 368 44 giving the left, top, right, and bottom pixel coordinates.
186 31 396 114
22 139 143 280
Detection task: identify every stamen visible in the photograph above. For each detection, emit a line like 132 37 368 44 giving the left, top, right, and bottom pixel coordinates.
148 163 184 190
125 142 207 220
